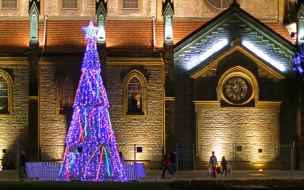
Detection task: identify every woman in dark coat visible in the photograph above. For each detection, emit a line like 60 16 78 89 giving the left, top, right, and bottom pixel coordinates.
221 156 228 177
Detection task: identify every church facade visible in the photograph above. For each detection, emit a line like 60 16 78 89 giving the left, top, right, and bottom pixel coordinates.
0 0 303 170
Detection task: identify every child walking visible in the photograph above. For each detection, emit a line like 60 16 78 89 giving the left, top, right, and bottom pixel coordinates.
162 153 173 178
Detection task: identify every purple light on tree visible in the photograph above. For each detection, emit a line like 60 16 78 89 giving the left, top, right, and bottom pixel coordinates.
293 43 304 74
57 21 127 182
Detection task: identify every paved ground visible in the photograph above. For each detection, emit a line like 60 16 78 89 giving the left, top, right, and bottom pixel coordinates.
144 169 304 182
0 169 303 182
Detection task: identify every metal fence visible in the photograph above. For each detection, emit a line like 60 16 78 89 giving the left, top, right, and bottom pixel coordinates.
1 142 303 180
173 142 304 180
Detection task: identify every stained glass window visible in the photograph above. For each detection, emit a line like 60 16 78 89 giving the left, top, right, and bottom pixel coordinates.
0 76 8 114
123 0 138 9
205 0 242 10
224 76 248 101
62 0 77 9
2 0 17 8
128 78 142 112
60 76 75 113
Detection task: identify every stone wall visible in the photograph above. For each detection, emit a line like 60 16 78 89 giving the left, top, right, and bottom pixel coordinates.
174 66 195 164
259 77 275 100
106 67 163 163
173 0 278 19
0 0 28 17
0 67 29 167
201 76 217 100
165 99 175 153
200 109 276 163
279 78 298 161
40 67 67 161
2 0 279 20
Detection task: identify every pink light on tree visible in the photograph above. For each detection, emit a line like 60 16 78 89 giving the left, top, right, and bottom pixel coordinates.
57 21 127 182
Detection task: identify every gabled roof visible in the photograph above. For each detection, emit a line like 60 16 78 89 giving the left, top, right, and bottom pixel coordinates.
190 40 285 80
0 20 30 53
173 3 296 74
174 3 295 54
0 18 291 55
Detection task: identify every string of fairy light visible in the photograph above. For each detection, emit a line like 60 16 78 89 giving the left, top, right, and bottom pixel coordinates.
293 44 304 74
57 21 127 182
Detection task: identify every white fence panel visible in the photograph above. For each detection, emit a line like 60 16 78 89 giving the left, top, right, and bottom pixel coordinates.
26 162 61 181
26 162 146 181
123 162 147 181
40 162 61 181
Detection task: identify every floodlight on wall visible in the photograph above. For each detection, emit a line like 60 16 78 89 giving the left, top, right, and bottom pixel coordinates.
242 41 285 72
199 39 228 62
77 147 83 153
286 22 297 42
185 39 228 71
137 147 142 153
236 146 242 151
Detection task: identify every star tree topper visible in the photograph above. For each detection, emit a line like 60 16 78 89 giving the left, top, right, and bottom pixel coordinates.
82 20 100 40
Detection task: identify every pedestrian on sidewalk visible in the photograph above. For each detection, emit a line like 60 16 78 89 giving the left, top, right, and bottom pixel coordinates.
19 150 27 178
162 153 173 179
169 149 177 177
209 151 218 178
119 151 124 164
221 156 227 177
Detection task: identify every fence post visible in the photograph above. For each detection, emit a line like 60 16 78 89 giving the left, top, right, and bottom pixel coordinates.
233 143 236 180
176 142 178 181
193 144 195 180
17 144 19 180
291 141 294 179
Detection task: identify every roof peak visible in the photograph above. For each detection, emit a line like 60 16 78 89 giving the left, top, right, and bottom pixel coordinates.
230 0 240 8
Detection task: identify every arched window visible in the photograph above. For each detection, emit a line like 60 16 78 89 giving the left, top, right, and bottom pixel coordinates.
60 76 75 113
0 76 8 114
0 70 13 116
56 73 77 117
122 70 148 118
128 77 142 113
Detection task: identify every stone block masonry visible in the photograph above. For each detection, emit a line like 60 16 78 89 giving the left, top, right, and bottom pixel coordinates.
0 67 29 167
107 67 164 162
200 109 275 163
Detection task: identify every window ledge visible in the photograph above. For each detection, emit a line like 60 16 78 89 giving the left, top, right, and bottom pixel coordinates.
0 112 12 117
61 8 78 10
126 112 144 115
1 8 18 10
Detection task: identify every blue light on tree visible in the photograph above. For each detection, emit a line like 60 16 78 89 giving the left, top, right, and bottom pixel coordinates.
57 21 127 182
293 43 304 74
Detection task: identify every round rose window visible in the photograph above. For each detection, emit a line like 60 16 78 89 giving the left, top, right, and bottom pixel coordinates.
204 0 242 11
223 76 250 102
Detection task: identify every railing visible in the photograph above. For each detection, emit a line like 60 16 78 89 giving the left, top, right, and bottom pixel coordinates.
123 162 147 181
25 161 147 181
26 162 61 181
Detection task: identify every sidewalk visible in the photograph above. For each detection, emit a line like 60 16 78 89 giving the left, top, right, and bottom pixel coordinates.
143 169 304 182
0 169 303 182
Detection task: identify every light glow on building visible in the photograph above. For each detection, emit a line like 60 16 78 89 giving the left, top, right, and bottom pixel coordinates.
184 39 228 71
242 41 285 72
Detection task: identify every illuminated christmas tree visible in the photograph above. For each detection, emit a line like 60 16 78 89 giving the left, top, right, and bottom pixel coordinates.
293 43 304 74
57 21 127 182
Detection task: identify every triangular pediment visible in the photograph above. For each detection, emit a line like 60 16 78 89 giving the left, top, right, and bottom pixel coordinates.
163 0 174 16
174 3 296 74
190 40 284 80
29 0 40 15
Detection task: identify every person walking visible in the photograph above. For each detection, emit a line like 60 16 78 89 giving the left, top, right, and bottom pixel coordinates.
169 149 177 177
19 150 27 178
209 151 218 178
162 153 173 179
119 152 124 165
221 156 228 177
